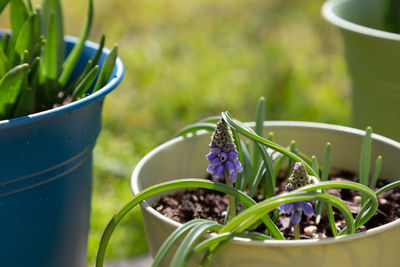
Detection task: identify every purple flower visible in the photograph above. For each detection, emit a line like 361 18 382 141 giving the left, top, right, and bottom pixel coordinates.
206 119 243 183
280 162 314 226
279 201 314 226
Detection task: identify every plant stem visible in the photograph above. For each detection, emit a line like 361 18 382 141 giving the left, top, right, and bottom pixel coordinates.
225 173 236 221
294 224 300 240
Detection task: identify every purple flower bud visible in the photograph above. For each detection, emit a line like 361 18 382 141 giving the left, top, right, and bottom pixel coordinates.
206 119 243 183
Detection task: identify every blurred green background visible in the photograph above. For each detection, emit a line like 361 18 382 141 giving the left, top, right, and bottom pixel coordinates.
1 0 350 264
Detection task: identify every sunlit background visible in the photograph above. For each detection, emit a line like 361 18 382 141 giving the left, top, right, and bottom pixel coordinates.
1 0 350 264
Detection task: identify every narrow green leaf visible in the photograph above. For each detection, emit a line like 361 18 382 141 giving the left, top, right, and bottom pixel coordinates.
316 142 332 225
287 140 297 179
257 143 275 198
174 122 215 137
13 85 35 118
41 0 64 73
10 0 29 37
248 163 266 197
14 12 40 59
0 49 8 76
369 155 382 190
170 221 221 267
44 12 59 79
58 0 93 86
252 97 266 176
71 65 99 100
311 156 319 175
0 64 29 119
198 115 221 123
91 35 105 66
360 127 372 205
0 0 10 13
0 33 10 54
92 45 118 93
152 219 209 267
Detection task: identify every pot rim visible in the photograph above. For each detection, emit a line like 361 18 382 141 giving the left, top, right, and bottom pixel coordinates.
322 0 400 42
131 120 400 247
0 35 125 129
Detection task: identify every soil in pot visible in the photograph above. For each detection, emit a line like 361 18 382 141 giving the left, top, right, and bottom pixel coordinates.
152 171 400 240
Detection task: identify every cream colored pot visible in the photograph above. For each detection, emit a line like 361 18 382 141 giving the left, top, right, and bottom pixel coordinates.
132 121 400 267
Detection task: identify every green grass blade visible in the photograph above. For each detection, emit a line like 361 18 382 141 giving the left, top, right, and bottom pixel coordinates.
152 219 210 267
256 143 275 198
41 0 64 74
316 143 331 224
199 116 221 123
44 12 59 80
15 12 40 59
0 63 29 119
91 34 106 66
10 0 29 37
58 0 93 86
0 48 8 76
287 140 297 179
248 163 265 197
360 127 372 205
175 122 215 137
252 97 266 176
71 65 99 100
170 221 222 267
92 45 118 93
0 0 10 13
311 156 319 175
369 155 382 190
13 85 35 118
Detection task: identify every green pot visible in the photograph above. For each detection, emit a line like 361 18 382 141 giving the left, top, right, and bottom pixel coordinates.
132 121 400 267
322 0 400 142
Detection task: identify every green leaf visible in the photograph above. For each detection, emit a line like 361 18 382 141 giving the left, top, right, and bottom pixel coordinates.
13 85 35 118
0 33 10 54
152 219 210 267
0 48 8 76
14 12 40 59
92 44 118 93
10 0 29 37
58 0 93 86
170 221 221 267
41 0 64 74
0 0 10 14
174 122 215 137
252 97 266 176
359 127 372 205
0 63 29 119
369 155 382 190
72 65 99 100
44 12 59 80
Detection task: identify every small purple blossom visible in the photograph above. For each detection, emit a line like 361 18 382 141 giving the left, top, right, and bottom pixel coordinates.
206 119 243 183
279 201 314 226
279 162 314 226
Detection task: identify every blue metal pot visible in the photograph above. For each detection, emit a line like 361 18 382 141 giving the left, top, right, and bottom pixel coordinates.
0 36 124 267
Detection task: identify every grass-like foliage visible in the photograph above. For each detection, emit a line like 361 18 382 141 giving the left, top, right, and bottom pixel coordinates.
95 97 400 266
0 0 117 120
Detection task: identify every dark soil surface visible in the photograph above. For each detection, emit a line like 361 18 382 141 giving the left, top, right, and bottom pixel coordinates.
153 171 400 239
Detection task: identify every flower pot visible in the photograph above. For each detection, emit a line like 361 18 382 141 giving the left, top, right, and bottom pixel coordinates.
132 121 400 267
0 36 124 267
322 0 400 142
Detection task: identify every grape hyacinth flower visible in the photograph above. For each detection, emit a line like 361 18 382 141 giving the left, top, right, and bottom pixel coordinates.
280 162 314 227
206 118 243 183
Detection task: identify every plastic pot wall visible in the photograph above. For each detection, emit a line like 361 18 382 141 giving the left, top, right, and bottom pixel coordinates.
132 121 400 267
0 36 124 267
322 0 400 142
